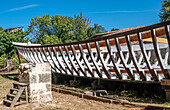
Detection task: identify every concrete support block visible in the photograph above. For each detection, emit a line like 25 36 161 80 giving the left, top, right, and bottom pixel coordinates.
18 63 52 103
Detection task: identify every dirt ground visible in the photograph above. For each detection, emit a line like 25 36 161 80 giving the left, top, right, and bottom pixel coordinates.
0 92 144 110
0 71 144 110
0 71 17 103
1 70 170 110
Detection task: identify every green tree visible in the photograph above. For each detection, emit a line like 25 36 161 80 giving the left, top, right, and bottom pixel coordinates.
87 24 107 37
28 13 108 44
111 28 119 31
40 34 61 44
74 12 91 41
0 30 29 58
159 0 170 22
51 15 75 43
29 14 76 44
29 14 52 43
0 27 3 31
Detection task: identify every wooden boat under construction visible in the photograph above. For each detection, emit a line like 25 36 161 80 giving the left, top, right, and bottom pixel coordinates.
13 20 170 83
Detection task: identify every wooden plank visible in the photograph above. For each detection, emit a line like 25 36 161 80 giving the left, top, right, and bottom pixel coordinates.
86 43 103 78
42 48 57 72
115 37 135 80
137 32 158 81
29 48 40 63
28 48 38 63
95 41 111 79
164 47 169 66
37 48 48 62
105 39 122 79
70 45 87 77
137 53 143 65
47 47 63 73
103 53 110 64
124 52 129 64
17 48 30 62
58 46 75 76
151 29 169 78
78 44 95 77
25 28 168 53
13 82 28 86
34 48 43 63
64 46 80 76
24 48 35 63
21 28 168 53
126 35 146 81
16 49 21 64
10 87 24 108
161 79 170 86
25 87 28 104
143 37 168 43
21 48 32 63
52 47 67 74
165 25 170 48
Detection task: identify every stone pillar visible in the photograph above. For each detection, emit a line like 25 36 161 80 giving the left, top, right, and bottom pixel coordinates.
18 63 52 103
161 79 170 100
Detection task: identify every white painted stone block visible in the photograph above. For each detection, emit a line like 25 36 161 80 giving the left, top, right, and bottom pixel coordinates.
18 63 52 103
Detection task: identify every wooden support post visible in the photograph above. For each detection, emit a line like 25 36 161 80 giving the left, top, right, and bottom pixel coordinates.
16 50 21 64
161 79 170 100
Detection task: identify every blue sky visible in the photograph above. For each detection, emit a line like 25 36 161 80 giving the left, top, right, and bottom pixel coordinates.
0 0 162 31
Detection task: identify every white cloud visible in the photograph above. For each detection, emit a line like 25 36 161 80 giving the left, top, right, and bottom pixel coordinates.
0 4 39 14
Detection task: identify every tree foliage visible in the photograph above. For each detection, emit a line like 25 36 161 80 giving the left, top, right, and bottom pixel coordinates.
0 27 3 31
87 24 107 37
0 13 109 62
111 28 119 31
0 30 29 58
159 0 170 22
29 13 107 44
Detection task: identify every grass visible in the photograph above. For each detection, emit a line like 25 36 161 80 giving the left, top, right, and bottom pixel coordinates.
165 101 170 106
0 71 17 102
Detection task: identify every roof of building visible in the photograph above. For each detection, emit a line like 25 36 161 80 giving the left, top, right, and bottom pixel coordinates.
5 27 23 29
4 27 24 32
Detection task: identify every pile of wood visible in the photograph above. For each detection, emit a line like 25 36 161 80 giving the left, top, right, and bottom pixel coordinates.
0 60 16 72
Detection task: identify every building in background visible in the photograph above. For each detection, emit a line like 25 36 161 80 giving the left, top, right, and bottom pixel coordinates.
4 27 24 32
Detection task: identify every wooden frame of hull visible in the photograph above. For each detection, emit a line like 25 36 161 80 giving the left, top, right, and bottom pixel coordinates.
14 21 170 83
